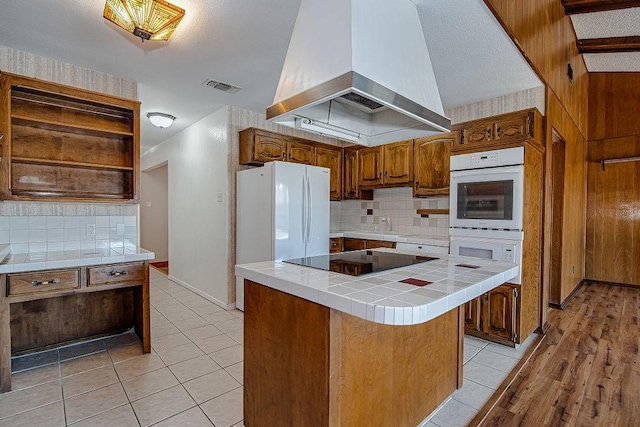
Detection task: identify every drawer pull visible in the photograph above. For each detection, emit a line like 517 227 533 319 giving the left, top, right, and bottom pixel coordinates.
109 271 129 277
32 279 59 287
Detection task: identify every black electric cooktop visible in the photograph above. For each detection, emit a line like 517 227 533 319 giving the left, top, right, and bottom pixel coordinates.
283 250 439 276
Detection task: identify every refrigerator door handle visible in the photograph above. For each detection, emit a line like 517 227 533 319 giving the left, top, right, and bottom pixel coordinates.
307 173 312 244
302 174 307 244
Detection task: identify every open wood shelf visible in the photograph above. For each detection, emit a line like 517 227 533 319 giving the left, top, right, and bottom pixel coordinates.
1 72 140 202
417 209 450 217
12 157 134 171
11 116 134 139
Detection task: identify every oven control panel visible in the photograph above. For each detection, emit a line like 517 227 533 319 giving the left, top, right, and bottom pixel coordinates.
471 153 498 167
502 246 516 262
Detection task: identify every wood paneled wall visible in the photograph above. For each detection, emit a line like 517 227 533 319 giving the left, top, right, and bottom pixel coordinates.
484 0 589 136
546 92 587 305
586 73 640 286
485 0 589 310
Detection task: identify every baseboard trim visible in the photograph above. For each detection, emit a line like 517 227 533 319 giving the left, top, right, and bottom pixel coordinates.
468 332 545 426
167 275 236 310
584 278 640 289
549 279 587 310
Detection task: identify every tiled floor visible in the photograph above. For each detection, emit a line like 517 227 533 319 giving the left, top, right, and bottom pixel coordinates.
0 268 536 427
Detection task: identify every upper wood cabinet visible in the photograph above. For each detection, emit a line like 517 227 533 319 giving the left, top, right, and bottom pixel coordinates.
359 140 413 188
358 146 384 187
413 132 455 197
287 140 315 165
382 140 413 185
315 146 342 201
452 109 543 154
0 73 140 202
239 128 288 165
343 148 359 200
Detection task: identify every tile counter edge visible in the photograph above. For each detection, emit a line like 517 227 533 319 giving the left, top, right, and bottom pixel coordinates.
236 248 518 326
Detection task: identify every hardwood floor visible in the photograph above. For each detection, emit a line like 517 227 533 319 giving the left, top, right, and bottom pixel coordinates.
480 282 640 426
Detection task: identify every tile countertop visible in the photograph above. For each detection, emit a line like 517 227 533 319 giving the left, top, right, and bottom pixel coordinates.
0 247 155 274
329 231 449 247
235 248 518 326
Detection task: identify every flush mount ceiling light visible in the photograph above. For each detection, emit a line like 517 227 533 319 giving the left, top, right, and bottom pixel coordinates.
147 112 176 128
103 0 185 42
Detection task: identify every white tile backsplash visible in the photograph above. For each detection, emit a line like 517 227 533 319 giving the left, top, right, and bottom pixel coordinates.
333 187 449 237
0 209 139 254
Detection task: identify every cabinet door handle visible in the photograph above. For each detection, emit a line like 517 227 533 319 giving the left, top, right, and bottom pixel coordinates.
109 271 128 277
32 279 59 286
415 181 419 189
289 152 292 160
282 152 285 160
0 131 3 141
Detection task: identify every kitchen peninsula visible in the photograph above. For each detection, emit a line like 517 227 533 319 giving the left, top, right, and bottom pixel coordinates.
236 249 518 426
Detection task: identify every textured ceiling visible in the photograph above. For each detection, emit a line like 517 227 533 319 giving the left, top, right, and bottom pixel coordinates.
0 0 542 153
570 8 640 72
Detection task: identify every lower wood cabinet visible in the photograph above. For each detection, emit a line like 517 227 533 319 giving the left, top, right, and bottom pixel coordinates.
343 238 397 252
330 237 344 253
464 283 519 345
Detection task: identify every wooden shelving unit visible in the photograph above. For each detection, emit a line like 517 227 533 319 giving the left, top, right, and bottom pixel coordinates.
0 73 140 202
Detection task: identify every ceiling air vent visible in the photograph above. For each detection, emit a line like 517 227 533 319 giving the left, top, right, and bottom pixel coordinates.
202 79 242 94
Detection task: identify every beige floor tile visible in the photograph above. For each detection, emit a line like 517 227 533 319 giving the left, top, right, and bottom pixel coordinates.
108 342 145 364
168 355 221 383
114 353 166 381
183 369 240 404
64 383 128 424
226 329 244 345
471 348 519 373
131 385 196 427
196 334 238 354
183 325 223 342
122 367 179 401
215 318 244 333
162 309 199 323
153 407 214 427
172 316 210 332
190 303 224 316
209 345 243 368
452 379 496 410
70 404 139 427
429 398 477 427
225 362 243 384
62 365 119 398
0 380 61 418
10 363 60 391
203 311 237 324
199 387 243 427
0 400 64 427
60 351 112 378
156 343 205 366
150 323 180 339
151 332 191 351
462 361 505 390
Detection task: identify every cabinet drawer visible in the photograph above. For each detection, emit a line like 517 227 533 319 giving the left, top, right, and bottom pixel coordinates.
344 238 366 251
8 269 80 296
88 262 145 286
366 240 396 249
330 237 344 253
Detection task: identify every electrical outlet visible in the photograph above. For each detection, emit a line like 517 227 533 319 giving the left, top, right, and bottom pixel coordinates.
86 224 96 237
217 192 223 202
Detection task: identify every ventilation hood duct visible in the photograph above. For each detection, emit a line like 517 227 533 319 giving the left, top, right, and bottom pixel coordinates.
267 0 451 147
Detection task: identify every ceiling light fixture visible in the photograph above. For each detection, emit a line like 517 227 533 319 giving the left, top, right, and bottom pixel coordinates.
103 0 185 42
147 112 176 128
296 118 361 143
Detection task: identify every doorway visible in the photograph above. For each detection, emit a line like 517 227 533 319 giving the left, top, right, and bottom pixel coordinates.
141 163 169 274
548 130 566 306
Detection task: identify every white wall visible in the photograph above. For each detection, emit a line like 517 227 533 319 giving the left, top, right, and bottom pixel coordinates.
141 107 231 307
140 165 169 261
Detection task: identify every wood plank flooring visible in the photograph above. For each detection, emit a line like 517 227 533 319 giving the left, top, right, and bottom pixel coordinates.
480 282 640 427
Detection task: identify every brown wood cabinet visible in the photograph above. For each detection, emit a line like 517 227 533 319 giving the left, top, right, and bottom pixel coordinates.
0 261 151 392
413 133 455 197
287 140 315 165
343 148 373 200
0 73 140 202
343 238 396 251
464 284 519 346
315 146 342 201
359 140 413 189
330 237 344 253
452 109 543 154
358 146 384 187
239 128 288 165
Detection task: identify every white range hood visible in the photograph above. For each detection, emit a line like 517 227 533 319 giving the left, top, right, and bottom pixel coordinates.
267 0 451 147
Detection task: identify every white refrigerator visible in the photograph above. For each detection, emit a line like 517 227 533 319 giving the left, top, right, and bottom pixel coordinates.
236 161 330 310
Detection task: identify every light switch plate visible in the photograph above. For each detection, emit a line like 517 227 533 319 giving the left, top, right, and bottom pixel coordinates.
116 223 125 235
86 224 96 237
